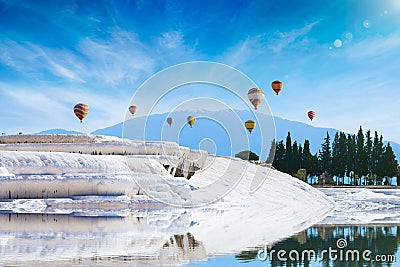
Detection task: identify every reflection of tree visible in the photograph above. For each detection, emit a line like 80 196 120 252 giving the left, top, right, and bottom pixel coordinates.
161 232 206 261
235 226 400 267
162 233 202 250
235 250 259 262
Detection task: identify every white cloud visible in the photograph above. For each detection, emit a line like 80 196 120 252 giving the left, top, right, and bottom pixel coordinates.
0 28 157 86
159 31 184 48
0 40 85 82
30 45 85 83
217 21 320 67
344 33 400 59
0 40 40 71
217 36 264 67
76 28 156 86
267 21 320 53
0 86 69 114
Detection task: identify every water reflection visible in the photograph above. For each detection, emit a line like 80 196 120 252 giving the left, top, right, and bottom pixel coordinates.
0 212 199 266
3 215 399 266
235 225 400 266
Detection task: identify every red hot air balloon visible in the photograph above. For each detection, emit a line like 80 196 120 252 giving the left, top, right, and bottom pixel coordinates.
74 103 89 123
308 110 316 121
129 105 137 116
248 88 264 109
271 80 283 95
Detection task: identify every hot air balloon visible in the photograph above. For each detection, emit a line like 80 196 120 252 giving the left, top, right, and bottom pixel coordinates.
248 88 264 109
187 116 195 128
271 80 283 95
245 120 256 133
308 110 316 121
74 103 89 123
167 117 174 126
129 105 137 116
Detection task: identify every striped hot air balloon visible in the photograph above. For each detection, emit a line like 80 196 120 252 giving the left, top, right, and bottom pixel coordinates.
271 80 283 95
74 103 89 123
308 110 316 121
245 120 256 133
248 88 264 109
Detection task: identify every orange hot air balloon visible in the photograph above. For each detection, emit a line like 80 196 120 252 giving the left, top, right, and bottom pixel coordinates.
129 105 137 116
245 120 256 133
167 117 174 126
187 116 195 128
308 110 316 121
74 103 89 123
248 88 264 109
271 80 283 95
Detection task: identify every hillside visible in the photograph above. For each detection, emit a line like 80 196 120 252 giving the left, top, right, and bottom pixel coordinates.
93 110 400 160
37 129 84 135
37 110 400 160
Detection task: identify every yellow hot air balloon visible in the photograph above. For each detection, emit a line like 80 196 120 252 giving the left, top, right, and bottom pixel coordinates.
74 103 89 123
248 88 264 109
245 120 256 133
187 116 195 128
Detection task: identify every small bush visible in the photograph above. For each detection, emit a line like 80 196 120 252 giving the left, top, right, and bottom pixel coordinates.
235 150 259 161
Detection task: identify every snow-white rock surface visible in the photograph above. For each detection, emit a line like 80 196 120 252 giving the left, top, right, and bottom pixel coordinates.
187 156 334 255
0 151 130 175
0 134 208 179
317 187 400 225
0 167 13 177
0 151 192 200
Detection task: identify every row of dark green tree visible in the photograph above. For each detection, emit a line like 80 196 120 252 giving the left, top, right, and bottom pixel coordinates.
272 127 399 185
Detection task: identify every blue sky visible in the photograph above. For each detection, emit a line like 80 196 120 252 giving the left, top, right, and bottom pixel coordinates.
1 0 400 143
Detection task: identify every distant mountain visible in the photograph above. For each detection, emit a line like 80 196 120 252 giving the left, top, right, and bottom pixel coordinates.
36 129 84 135
91 110 400 161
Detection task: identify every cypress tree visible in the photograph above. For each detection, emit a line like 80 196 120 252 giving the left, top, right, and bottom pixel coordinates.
310 153 320 179
338 132 348 184
319 132 331 176
372 131 381 184
382 143 398 185
273 140 285 171
302 140 312 170
302 139 316 182
298 144 303 169
266 139 276 164
347 134 357 185
365 130 373 184
284 132 293 173
292 141 300 173
332 132 340 183
376 135 385 184
355 126 367 185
